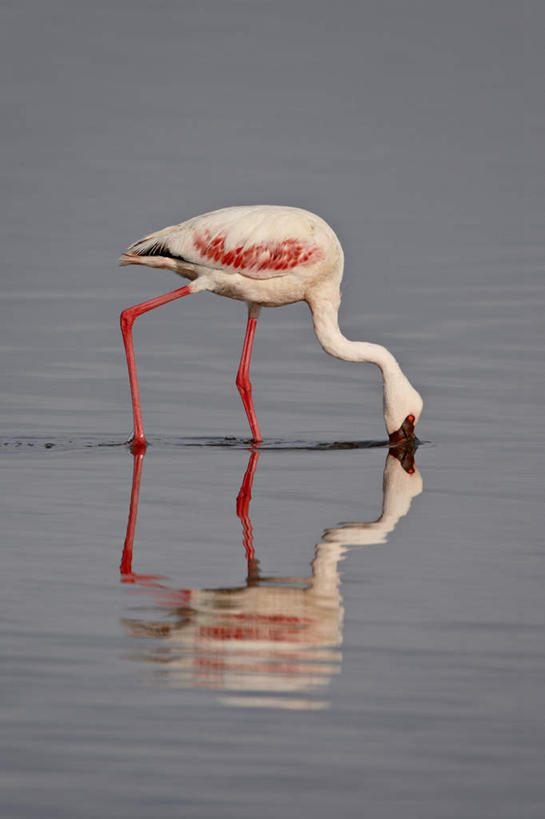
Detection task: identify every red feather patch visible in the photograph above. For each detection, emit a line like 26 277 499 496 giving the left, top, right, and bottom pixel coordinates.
193 230 322 272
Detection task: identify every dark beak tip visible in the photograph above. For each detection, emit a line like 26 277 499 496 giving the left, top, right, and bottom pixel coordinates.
388 416 418 446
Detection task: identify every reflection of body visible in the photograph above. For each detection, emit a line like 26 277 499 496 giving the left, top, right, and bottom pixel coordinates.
121 446 422 709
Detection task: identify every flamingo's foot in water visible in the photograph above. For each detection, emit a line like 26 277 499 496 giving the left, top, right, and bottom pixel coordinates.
126 435 147 454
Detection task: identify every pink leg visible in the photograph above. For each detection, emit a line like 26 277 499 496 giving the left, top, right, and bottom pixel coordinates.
236 308 262 442
120 285 193 449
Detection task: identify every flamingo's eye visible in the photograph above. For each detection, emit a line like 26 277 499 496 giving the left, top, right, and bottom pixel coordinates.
407 414 415 424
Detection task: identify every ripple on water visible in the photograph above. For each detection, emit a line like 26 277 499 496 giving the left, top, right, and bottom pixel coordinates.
0 435 430 452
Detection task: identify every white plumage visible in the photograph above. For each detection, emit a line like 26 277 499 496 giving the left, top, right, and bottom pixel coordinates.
123 205 338 281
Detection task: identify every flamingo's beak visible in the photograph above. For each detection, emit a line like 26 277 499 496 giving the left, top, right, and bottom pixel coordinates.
388 414 417 445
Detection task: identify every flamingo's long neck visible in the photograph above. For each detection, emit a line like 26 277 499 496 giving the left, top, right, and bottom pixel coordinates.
307 293 417 435
308 296 400 373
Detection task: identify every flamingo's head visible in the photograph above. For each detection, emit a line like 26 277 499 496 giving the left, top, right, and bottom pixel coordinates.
385 381 423 444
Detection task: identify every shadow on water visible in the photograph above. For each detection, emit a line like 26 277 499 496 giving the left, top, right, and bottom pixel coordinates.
119 442 423 710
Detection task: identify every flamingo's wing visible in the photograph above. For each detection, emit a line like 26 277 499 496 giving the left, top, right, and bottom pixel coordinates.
126 205 326 280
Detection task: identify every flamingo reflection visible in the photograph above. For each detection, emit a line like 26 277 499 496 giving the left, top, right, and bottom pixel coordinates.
120 445 422 709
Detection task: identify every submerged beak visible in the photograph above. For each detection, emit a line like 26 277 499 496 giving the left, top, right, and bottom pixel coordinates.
388 414 417 445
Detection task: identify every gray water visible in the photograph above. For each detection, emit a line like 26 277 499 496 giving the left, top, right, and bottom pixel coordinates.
1 2 544 817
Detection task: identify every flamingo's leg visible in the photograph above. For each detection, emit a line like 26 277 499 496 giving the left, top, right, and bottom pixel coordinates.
236 305 262 443
120 284 194 449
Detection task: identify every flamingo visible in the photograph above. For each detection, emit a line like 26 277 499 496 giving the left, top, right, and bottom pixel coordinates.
119 205 423 448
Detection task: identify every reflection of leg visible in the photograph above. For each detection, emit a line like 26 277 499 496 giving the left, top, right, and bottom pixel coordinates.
120 451 145 579
236 305 262 443
236 450 260 580
120 450 166 586
120 285 194 449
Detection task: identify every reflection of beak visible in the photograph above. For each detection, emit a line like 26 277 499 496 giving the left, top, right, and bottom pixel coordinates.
388 415 417 446
388 443 417 474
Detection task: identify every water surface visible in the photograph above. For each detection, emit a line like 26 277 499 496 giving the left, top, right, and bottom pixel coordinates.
1 2 544 817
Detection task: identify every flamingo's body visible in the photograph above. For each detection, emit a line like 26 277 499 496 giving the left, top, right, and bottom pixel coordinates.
119 205 423 448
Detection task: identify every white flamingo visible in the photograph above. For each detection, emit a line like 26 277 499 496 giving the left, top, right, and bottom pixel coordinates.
119 205 423 447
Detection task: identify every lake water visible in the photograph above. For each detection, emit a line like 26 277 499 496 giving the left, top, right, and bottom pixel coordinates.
1 2 544 818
